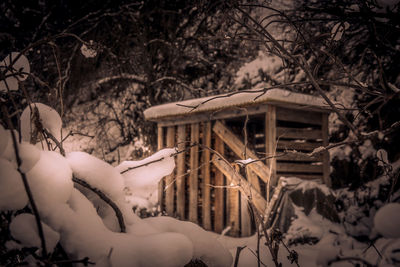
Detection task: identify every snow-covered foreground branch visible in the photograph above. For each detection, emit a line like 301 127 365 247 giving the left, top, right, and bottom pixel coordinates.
0 103 233 266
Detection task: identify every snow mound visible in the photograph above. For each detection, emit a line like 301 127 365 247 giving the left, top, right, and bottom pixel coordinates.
0 158 28 211
116 148 176 209
0 127 20 160
10 213 60 252
67 151 125 199
26 150 73 214
50 188 194 267
145 216 233 267
374 203 400 238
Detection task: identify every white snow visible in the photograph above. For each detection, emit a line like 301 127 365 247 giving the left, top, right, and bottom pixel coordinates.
0 158 28 211
26 150 73 214
144 89 329 120
81 42 97 58
20 103 63 143
235 51 283 85
0 126 20 160
67 151 125 199
234 158 255 166
116 148 176 209
331 22 350 41
6 142 41 173
10 213 60 252
280 176 332 196
374 203 400 238
47 188 194 267
144 216 233 267
377 149 389 166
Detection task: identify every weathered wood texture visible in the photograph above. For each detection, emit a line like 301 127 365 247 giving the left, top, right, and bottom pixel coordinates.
165 126 175 216
212 155 268 215
157 126 164 211
201 122 212 230
189 123 199 223
214 135 225 233
322 113 332 186
240 192 252 236
176 125 186 220
276 107 322 125
155 103 331 237
265 105 277 188
227 183 240 236
277 127 322 140
213 120 271 185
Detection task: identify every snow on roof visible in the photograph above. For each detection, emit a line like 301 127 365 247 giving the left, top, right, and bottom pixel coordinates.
144 88 329 121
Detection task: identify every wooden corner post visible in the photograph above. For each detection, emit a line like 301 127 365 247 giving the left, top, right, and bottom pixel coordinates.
189 123 199 223
157 125 164 211
265 105 277 189
322 113 332 187
214 133 225 233
165 126 176 216
176 125 186 220
202 122 212 230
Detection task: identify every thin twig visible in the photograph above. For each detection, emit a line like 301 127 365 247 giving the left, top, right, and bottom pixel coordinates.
233 246 247 267
72 176 126 233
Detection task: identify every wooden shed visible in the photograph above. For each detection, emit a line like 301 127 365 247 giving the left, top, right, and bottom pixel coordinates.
143 89 331 237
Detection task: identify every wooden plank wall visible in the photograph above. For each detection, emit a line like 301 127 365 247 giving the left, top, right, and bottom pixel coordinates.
274 107 327 182
156 105 330 237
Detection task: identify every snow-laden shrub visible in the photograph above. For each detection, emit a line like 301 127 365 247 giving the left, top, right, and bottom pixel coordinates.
0 102 232 267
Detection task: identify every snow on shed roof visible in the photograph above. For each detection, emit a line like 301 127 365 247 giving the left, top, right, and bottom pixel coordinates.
144 88 329 121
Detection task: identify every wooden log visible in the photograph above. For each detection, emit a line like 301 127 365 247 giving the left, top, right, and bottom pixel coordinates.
212 121 271 185
176 125 186 220
276 140 322 151
276 107 322 125
202 122 212 230
165 126 175 216
276 127 322 140
322 113 332 187
276 162 323 173
189 123 199 223
212 155 268 215
157 125 164 211
265 105 277 189
214 135 225 233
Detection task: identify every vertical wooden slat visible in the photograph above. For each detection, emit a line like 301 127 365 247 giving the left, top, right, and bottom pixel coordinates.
242 167 258 237
202 122 212 230
176 125 186 219
165 126 175 216
214 134 225 233
240 193 251 236
322 113 332 187
227 183 240 237
189 123 199 223
157 126 164 211
265 105 277 195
